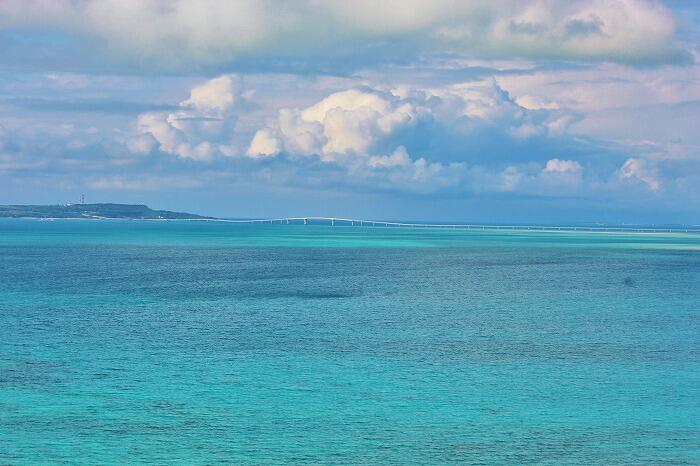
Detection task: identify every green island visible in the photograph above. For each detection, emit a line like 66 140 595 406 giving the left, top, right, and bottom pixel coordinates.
0 203 212 219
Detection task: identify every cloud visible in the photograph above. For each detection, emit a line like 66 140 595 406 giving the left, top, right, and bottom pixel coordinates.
261 86 405 162
470 159 587 196
182 75 238 115
252 79 575 158
126 133 158 155
497 60 700 114
544 158 583 174
0 0 687 71
288 88 419 160
495 57 700 164
619 157 662 191
244 87 416 164
3 60 698 214
7 69 683 202
241 79 595 192
479 0 682 63
367 146 411 168
133 74 240 160
247 128 281 158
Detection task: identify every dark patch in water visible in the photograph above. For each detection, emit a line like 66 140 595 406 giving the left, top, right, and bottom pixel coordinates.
235 287 362 299
623 276 635 287
0 360 67 388
293 290 361 299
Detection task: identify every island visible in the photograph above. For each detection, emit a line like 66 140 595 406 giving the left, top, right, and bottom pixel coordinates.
0 203 213 220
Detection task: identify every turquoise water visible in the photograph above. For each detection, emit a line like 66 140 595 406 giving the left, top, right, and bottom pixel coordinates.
1 219 698 464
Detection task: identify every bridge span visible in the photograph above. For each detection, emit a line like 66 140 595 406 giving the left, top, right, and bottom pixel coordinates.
200 217 700 234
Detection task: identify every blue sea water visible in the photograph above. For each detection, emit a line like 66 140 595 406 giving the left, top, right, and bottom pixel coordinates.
0 219 698 464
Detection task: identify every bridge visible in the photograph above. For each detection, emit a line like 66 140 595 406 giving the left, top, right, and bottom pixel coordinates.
196 217 700 234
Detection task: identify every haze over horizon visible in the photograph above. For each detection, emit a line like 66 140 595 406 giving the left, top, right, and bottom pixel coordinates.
1 0 699 223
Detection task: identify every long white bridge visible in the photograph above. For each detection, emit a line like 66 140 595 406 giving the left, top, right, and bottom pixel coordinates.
202 217 700 234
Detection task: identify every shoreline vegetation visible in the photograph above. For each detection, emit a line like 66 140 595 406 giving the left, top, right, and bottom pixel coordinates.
0 203 212 220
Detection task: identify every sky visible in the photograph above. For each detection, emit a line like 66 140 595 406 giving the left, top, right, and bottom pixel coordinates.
0 0 699 223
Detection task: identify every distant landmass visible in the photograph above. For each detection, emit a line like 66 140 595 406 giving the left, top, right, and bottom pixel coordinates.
0 204 212 219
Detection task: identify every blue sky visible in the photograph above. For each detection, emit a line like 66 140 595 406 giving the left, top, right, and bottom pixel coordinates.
0 0 699 223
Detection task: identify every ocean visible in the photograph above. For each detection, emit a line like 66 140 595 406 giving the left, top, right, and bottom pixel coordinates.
1 219 698 464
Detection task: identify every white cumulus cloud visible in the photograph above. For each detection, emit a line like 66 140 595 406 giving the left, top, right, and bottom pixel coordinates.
246 79 575 191
247 128 281 158
133 74 240 160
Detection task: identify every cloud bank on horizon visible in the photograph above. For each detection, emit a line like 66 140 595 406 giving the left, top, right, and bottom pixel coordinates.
0 0 698 221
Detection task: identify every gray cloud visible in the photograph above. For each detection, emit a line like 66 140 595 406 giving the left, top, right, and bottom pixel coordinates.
0 0 689 73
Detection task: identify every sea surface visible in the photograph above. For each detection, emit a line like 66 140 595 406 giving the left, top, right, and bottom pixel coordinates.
1 219 698 464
